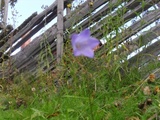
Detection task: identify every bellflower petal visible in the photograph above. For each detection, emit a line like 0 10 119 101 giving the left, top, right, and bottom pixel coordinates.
88 37 100 49
71 33 78 41
79 28 90 38
73 49 82 56
73 47 94 58
71 33 78 50
81 48 94 58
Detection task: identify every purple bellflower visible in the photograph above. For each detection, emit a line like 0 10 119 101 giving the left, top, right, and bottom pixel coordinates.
71 28 100 58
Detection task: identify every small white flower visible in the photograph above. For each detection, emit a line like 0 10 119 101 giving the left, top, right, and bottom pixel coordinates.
31 87 36 92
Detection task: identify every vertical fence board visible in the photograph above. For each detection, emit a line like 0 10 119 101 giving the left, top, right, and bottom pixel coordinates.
57 0 64 63
3 0 9 27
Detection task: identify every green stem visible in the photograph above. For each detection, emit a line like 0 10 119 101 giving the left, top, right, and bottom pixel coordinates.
88 94 94 120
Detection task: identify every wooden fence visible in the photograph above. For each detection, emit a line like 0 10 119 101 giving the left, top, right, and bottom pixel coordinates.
0 0 160 79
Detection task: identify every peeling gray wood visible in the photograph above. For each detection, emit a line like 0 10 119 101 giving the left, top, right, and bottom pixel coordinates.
95 0 160 57
0 25 13 48
117 23 160 57
57 0 64 63
128 38 160 68
64 0 109 29
3 0 9 27
0 12 37 50
93 0 159 39
78 0 140 29
0 0 58 54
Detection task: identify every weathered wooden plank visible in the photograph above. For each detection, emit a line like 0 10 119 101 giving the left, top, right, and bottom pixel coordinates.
8 33 57 76
95 0 160 57
57 0 64 63
0 25 13 48
10 12 56 53
128 38 160 68
113 9 160 47
0 12 37 51
117 23 160 56
3 0 9 27
103 8 160 57
12 12 38 35
0 0 58 55
78 0 141 30
16 40 57 74
10 25 57 72
64 0 109 29
92 0 159 39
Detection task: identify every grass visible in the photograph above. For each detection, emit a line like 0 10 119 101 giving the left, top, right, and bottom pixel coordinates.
0 45 160 119
0 1 160 120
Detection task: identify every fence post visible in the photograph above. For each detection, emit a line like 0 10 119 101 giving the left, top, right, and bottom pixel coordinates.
57 0 64 64
3 0 9 28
